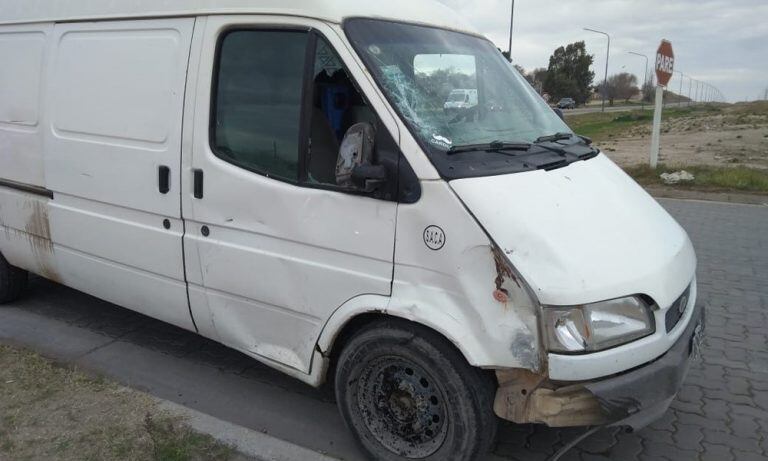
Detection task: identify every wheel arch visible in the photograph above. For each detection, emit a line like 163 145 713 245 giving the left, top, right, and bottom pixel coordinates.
316 296 487 379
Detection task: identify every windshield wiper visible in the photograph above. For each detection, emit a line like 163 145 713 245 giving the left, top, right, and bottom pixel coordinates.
535 132 600 159
447 140 531 156
535 132 574 144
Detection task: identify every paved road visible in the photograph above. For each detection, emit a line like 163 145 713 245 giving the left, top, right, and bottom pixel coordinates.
566 101 691 116
1 198 767 460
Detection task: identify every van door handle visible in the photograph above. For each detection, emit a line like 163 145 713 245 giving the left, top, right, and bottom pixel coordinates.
158 166 170 194
193 169 204 199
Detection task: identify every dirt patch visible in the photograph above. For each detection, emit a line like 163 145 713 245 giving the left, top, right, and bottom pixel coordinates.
0 344 238 461
595 102 768 169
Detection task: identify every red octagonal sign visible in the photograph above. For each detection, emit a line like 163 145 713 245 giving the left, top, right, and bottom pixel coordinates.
655 40 675 87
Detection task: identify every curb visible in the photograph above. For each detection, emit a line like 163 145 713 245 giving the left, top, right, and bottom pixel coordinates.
157 399 511 461
158 400 342 461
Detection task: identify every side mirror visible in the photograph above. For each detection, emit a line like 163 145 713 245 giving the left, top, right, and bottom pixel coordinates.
352 164 388 193
336 122 376 188
553 107 565 121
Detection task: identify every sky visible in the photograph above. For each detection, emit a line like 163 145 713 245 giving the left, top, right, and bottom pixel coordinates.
437 0 768 102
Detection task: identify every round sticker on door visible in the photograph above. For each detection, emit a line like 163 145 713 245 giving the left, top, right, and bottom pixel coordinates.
423 226 446 251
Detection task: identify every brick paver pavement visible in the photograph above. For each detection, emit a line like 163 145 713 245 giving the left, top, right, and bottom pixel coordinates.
496 199 768 460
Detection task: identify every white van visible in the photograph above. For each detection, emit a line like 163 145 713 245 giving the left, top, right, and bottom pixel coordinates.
0 1 704 460
444 89 479 111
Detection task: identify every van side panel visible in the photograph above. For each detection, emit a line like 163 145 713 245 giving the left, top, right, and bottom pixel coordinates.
0 24 52 187
1 18 198 331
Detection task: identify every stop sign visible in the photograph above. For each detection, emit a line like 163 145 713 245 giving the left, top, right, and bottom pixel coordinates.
655 40 675 87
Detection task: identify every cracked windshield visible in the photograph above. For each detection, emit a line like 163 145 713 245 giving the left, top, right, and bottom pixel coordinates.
345 19 571 157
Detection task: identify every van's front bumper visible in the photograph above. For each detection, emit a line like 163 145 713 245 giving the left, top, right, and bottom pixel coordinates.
494 303 705 431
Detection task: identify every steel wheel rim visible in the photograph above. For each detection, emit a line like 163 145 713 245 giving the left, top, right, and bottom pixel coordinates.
356 356 448 458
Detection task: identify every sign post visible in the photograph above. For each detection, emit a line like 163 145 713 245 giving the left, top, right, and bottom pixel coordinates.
651 40 674 168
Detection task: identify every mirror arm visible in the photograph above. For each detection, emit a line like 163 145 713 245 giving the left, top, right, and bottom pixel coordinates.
352 164 388 193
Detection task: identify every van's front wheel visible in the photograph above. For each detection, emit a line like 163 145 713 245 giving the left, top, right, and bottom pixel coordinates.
0 253 27 304
335 320 497 461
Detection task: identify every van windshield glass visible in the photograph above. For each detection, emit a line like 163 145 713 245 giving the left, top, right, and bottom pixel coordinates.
345 19 579 179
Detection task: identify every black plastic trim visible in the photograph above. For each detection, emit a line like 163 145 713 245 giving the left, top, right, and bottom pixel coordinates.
193 169 204 199
297 31 318 184
0 178 54 199
158 165 171 194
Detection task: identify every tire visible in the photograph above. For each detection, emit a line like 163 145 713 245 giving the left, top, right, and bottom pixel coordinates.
0 252 28 304
335 319 497 461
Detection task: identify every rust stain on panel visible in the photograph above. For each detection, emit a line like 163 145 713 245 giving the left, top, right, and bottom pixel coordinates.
491 245 520 292
20 199 60 282
25 200 52 244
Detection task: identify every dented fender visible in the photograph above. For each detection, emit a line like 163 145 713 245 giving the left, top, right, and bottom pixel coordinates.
387 181 544 371
316 179 547 375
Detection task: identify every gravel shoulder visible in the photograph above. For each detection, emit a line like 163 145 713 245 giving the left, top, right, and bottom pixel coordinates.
566 102 768 201
597 103 768 170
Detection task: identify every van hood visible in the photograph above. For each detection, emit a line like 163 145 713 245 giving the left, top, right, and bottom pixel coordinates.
450 154 696 308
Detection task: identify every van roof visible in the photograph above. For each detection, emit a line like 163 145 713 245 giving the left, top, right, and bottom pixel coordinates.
0 0 479 35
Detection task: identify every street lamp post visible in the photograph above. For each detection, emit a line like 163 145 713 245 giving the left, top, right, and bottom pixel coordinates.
507 0 515 59
584 28 611 113
628 51 648 110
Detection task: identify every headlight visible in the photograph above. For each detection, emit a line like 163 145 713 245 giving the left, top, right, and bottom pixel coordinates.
544 296 655 353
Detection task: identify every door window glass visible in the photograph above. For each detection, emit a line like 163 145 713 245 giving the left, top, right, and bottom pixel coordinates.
212 30 308 180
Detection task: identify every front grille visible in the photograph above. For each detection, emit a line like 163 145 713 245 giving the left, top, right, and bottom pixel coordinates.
665 285 692 333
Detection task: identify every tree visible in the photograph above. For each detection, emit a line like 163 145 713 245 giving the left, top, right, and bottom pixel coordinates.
597 73 639 105
530 68 548 87
415 68 476 103
543 41 594 105
525 68 548 95
511 65 547 95
641 80 655 103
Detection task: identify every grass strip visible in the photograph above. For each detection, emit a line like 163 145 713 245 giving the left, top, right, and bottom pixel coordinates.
624 163 768 193
0 344 235 461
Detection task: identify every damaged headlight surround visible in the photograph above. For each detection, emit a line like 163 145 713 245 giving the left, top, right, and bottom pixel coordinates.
544 296 655 353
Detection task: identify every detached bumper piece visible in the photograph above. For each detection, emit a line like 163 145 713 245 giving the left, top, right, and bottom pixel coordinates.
494 303 705 431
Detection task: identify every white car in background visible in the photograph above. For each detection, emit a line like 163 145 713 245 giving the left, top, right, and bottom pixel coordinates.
444 88 479 111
